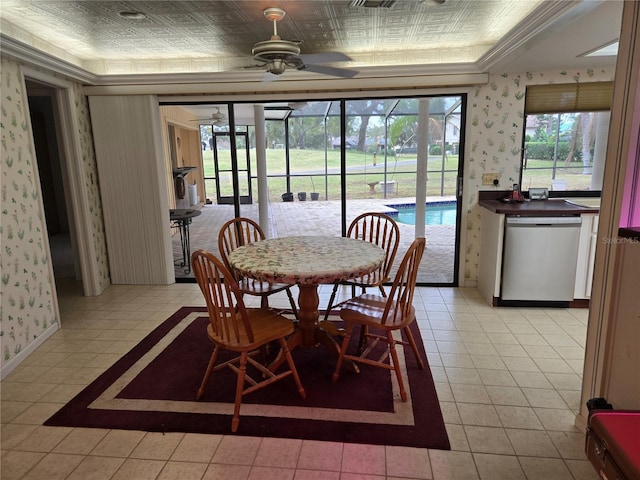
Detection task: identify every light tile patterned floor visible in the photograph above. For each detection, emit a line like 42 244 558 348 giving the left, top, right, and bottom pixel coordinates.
1 281 598 480
173 198 456 284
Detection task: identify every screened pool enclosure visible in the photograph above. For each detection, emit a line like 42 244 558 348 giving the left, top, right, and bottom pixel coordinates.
196 97 463 205
164 94 465 285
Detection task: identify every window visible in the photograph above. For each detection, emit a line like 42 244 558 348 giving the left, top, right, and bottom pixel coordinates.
522 82 613 191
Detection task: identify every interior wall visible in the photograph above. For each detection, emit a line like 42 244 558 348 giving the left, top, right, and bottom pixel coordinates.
0 57 60 375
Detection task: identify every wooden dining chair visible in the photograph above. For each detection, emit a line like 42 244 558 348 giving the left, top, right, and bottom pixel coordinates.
324 213 400 320
323 213 400 350
191 249 306 432
218 217 298 319
332 237 426 402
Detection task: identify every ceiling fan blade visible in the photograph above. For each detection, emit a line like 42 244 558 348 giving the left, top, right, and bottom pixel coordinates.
244 61 269 70
299 52 352 64
289 101 308 110
190 118 226 124
263 71 281 82
302 63 358 78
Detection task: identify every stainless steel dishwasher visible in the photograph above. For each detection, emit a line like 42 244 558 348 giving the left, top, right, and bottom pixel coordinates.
501 216 582 302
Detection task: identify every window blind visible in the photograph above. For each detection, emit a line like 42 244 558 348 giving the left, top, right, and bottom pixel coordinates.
525 82 614 114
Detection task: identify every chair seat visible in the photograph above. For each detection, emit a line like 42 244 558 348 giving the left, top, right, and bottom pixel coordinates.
340 293 416 330
207 309 296 350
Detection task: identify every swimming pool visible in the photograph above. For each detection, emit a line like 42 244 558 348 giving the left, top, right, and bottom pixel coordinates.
387 202 457 225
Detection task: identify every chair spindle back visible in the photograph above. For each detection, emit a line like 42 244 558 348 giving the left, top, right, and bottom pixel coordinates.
380 237 425 326
191 249 255 345
218 218 265 275
347 213 400 285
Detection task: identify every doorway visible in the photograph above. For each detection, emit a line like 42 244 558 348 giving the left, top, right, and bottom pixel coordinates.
26 80 78 281
213 132 253 204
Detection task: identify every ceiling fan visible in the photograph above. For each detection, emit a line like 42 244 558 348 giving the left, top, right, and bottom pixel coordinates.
251 7 358 82
189 107 227 124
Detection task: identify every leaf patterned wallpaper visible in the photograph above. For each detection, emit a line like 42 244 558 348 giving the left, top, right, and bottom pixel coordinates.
0 50 614 372
0 55 109 371
461 68 614 285
69 81 110 288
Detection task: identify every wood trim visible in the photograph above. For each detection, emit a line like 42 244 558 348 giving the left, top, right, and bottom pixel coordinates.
568 299 590 309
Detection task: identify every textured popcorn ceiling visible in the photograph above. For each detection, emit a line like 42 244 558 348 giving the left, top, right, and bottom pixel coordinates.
1 0 547 75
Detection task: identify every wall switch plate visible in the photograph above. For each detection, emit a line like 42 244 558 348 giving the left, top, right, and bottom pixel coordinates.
482 173 500 185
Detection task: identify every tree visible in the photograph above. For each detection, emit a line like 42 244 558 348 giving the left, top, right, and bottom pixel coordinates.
389 115 418 151
387 113 444 154
199 125 213 149
265 120 285 148
562 112 595 173
580 113 595 174
288 117 325 149
345 100 388 151
563 113 581 166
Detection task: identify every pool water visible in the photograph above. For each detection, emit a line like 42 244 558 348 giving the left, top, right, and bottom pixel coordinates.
391 204 457 225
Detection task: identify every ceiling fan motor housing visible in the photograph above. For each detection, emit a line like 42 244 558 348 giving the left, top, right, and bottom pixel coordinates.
252 39 301 62
251 6 355 78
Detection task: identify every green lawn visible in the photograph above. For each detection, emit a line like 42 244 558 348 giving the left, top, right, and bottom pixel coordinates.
202 148 460 202
521 158 594 190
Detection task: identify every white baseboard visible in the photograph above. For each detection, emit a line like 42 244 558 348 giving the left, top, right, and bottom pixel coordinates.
574 412 588 433
1 323 59 380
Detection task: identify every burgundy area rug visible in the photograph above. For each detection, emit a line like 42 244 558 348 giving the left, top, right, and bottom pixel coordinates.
45 307 450 449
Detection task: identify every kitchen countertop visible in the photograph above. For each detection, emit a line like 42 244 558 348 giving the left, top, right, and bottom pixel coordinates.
479 198 600 215
619 227 640 240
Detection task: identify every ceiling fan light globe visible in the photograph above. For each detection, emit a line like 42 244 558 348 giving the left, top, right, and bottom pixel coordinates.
268 60 287 75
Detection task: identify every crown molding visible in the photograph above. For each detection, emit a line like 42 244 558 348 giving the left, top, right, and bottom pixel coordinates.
0 34 98 84
86 61 483 86
158 82 478 105
476 0 581 71
83 71 488 96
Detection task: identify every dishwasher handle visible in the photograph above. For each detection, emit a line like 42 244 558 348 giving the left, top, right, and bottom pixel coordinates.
506 216 582 227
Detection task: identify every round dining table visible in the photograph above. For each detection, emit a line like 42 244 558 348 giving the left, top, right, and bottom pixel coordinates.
228 235 385 368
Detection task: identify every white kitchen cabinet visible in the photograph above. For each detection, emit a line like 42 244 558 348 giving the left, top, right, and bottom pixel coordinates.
574 213 599 299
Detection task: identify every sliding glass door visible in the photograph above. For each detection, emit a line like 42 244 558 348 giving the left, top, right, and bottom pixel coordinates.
340 96 464 284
